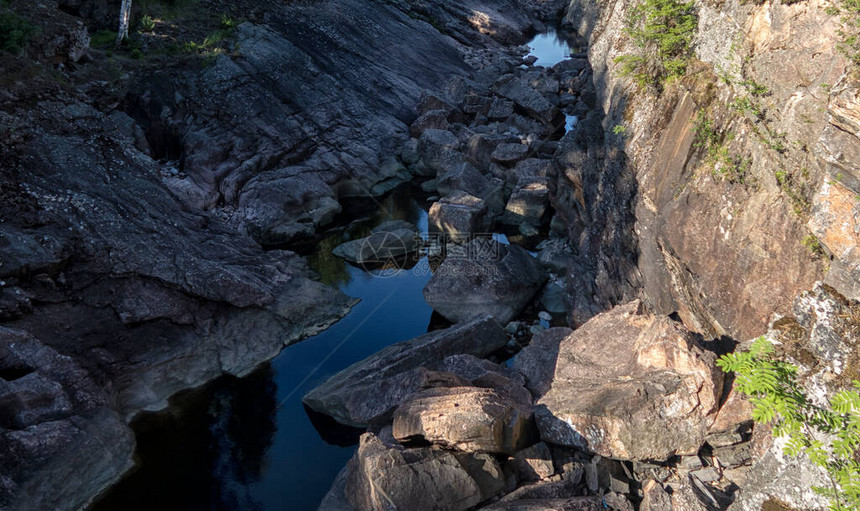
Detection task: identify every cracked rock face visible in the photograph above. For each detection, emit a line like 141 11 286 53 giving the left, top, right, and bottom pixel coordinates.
533 301 723 461
0 328 134 511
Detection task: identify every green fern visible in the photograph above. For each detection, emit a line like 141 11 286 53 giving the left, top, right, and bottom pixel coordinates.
718 337 860 510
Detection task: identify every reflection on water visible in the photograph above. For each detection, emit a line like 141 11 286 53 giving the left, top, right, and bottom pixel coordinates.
92 186 436 511
92 366 278 511
526 28 572 67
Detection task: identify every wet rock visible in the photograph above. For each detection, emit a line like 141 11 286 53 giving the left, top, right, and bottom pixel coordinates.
410 110 452 138
303 317 507 427
392 386 534 454
423 238 546 324
492 75 559 123
508 442 555 482
346 430 505 511
535 302 724 461
429 192 491 243
491 143 530 165
332 228 419 265
511 327 572 398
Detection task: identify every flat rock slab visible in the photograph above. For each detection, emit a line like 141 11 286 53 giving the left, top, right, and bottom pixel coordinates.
491 75 558 124
346 430 505 511
423 238 546 324
303 316 507 427
534 301 723 461
392 386 534 454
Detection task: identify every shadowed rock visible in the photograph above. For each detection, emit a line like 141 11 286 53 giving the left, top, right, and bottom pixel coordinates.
346 429 505 511
303 317 507 427
423 238 546 324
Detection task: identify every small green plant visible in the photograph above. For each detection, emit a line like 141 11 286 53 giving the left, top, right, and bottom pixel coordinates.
612 124 628 135
614 0 698 89
718 338 860 510
802 234 826 257
730 96 763 118
740 78 771 97
139 14 155 33
0 9 36 54
220 13 235 30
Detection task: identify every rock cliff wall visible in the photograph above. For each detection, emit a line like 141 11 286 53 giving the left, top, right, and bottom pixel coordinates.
556 0 858 340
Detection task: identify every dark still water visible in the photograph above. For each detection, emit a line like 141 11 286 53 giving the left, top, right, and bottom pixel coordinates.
92 189 436 511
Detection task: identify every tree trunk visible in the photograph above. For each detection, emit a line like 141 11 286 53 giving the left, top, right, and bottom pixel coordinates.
116 0 133 48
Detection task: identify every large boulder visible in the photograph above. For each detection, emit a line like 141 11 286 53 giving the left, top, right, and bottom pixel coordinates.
419 129 463 176
534 301 724 461
303 316 507 427
423 238 546 324
491 143 530 165
429 192 491 243
502 180 550 226
392 386 534 454
512 327 572 398
491 75 558 123
346 429 505 511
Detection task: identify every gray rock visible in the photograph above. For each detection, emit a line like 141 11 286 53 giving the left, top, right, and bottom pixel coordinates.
346 431 505 511
429 192 491 243
423 238 547 324
492 75 559 123
491 143 530 165
437 162 507 218
512 327 572 398
488 99 515 120
0 329 134 511
502 180 550 226
303 317 507 427
317 467 354 511
419 128 463 176
410 110 452 138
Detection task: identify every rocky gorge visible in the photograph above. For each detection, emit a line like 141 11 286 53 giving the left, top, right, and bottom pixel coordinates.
0 0 858 509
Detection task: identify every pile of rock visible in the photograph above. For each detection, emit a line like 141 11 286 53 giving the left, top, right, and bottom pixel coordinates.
308 299 755 511
403 48 592 244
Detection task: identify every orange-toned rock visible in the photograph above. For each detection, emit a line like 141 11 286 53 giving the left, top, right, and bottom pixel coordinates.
534 301 724 461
